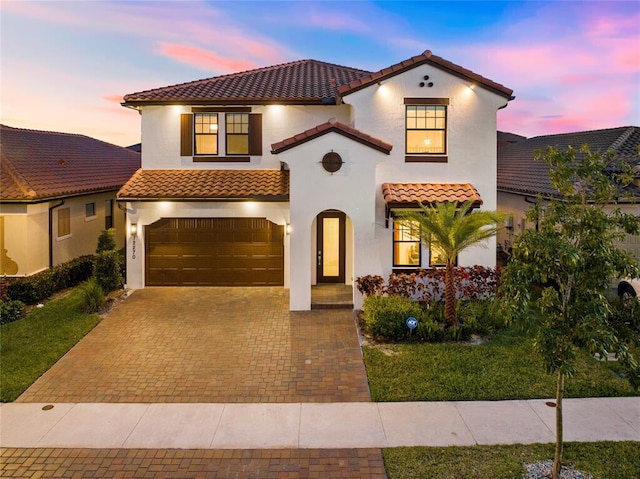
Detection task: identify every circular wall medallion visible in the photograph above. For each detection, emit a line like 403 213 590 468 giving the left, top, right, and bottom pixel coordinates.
322 152 343 173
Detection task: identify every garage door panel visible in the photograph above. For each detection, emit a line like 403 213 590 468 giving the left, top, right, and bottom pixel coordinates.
145 217 284 286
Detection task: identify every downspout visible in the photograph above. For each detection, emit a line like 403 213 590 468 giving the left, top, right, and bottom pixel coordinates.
524 196 539 231
48 200 65 268
117 200 127 250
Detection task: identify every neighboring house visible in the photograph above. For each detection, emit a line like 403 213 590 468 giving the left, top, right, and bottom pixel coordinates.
496 126 640 260
118 50 514 310
0 125 141 276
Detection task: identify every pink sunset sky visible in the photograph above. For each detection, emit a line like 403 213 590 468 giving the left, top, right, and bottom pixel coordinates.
1 0 638 147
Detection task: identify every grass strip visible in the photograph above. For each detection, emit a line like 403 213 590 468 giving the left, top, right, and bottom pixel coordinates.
383 442 640 479
1 287 100 402
364 328 638 402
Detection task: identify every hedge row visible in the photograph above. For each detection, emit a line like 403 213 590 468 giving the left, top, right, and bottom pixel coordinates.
1 255 95 305
356 266 502 302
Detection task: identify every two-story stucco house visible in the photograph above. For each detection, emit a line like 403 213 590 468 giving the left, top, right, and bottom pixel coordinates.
118 50 514 310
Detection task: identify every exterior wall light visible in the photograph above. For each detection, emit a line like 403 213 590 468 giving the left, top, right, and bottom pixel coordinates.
285 223 292 235
130 223 138 237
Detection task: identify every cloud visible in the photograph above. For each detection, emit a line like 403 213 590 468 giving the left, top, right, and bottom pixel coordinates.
103 94 126 104
3 0 292 69
156 43 258 73
457 4 640 137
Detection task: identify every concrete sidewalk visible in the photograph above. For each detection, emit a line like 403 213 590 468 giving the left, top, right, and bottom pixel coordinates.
2 397 638 449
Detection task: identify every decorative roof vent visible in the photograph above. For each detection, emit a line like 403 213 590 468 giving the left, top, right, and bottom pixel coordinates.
322 151 343 173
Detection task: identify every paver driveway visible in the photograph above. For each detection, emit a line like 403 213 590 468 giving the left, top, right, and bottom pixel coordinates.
17 287 371 403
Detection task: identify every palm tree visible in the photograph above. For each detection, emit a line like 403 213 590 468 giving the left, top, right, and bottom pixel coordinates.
400 201 507 326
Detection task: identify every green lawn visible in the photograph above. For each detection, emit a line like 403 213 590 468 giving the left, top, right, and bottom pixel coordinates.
383 442 640 479
0 287 101 402
364 328 638 402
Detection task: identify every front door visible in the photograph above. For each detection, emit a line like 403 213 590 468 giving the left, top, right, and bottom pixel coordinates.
316 211 345 283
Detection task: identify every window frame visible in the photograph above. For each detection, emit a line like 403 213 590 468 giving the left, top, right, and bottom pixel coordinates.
193 112 219 156
181 107 261 162
225 112 249 155
404 98 449 163
57 207 71 239
85 202 96 220
392 219 422 268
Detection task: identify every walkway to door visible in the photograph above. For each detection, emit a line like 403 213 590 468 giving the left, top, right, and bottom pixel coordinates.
16 287 370 404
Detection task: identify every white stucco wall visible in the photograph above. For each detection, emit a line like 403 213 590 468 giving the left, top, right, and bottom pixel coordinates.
276 133 388 310
343 65 510 278
124 201 290 290
140 104 351 170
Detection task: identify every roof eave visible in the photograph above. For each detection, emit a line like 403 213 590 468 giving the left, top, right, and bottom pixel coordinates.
122 98 338 108
1 187 122 204
116 196 290 202
339 54 513 100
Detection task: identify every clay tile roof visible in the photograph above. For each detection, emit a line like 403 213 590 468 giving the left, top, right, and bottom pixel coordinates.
338 50 514 99
0 124 140 202
271 119 392 154
382 183 483 207
123 59 372 106
117 169 289 201
497 126 640 198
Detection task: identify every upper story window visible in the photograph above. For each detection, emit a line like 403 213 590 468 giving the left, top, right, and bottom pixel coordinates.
181 108 262 162
194 113 218 155
226 113 249 155
393 219 421 267
404 98 449 163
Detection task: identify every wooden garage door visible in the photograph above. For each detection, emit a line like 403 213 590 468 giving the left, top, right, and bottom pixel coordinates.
145 218 284 286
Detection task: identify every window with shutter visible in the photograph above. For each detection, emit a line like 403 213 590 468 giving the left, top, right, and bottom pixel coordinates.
181 110 262 161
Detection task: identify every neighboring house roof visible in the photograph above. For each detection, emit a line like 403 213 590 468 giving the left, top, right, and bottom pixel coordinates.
117 169 289 201
497 126 640 198
1 125 141 202
127 143 142 152
122 50 513 107
122 59 372 106
270 119 392 154
382 183 483 208
338 50 513 100
497 131 527 150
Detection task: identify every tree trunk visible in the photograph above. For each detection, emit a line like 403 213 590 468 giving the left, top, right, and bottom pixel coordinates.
444 261 457 327
552 371 565 479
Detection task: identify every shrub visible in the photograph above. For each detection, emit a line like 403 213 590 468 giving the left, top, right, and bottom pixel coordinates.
0 300 25 325
363 295 426 341
2 255 95 304
458 300 504 336
80 279 105 313
356 275 386 297
2 257 91 304
96 228 117 253
94 250 122 293
385 266 502 302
